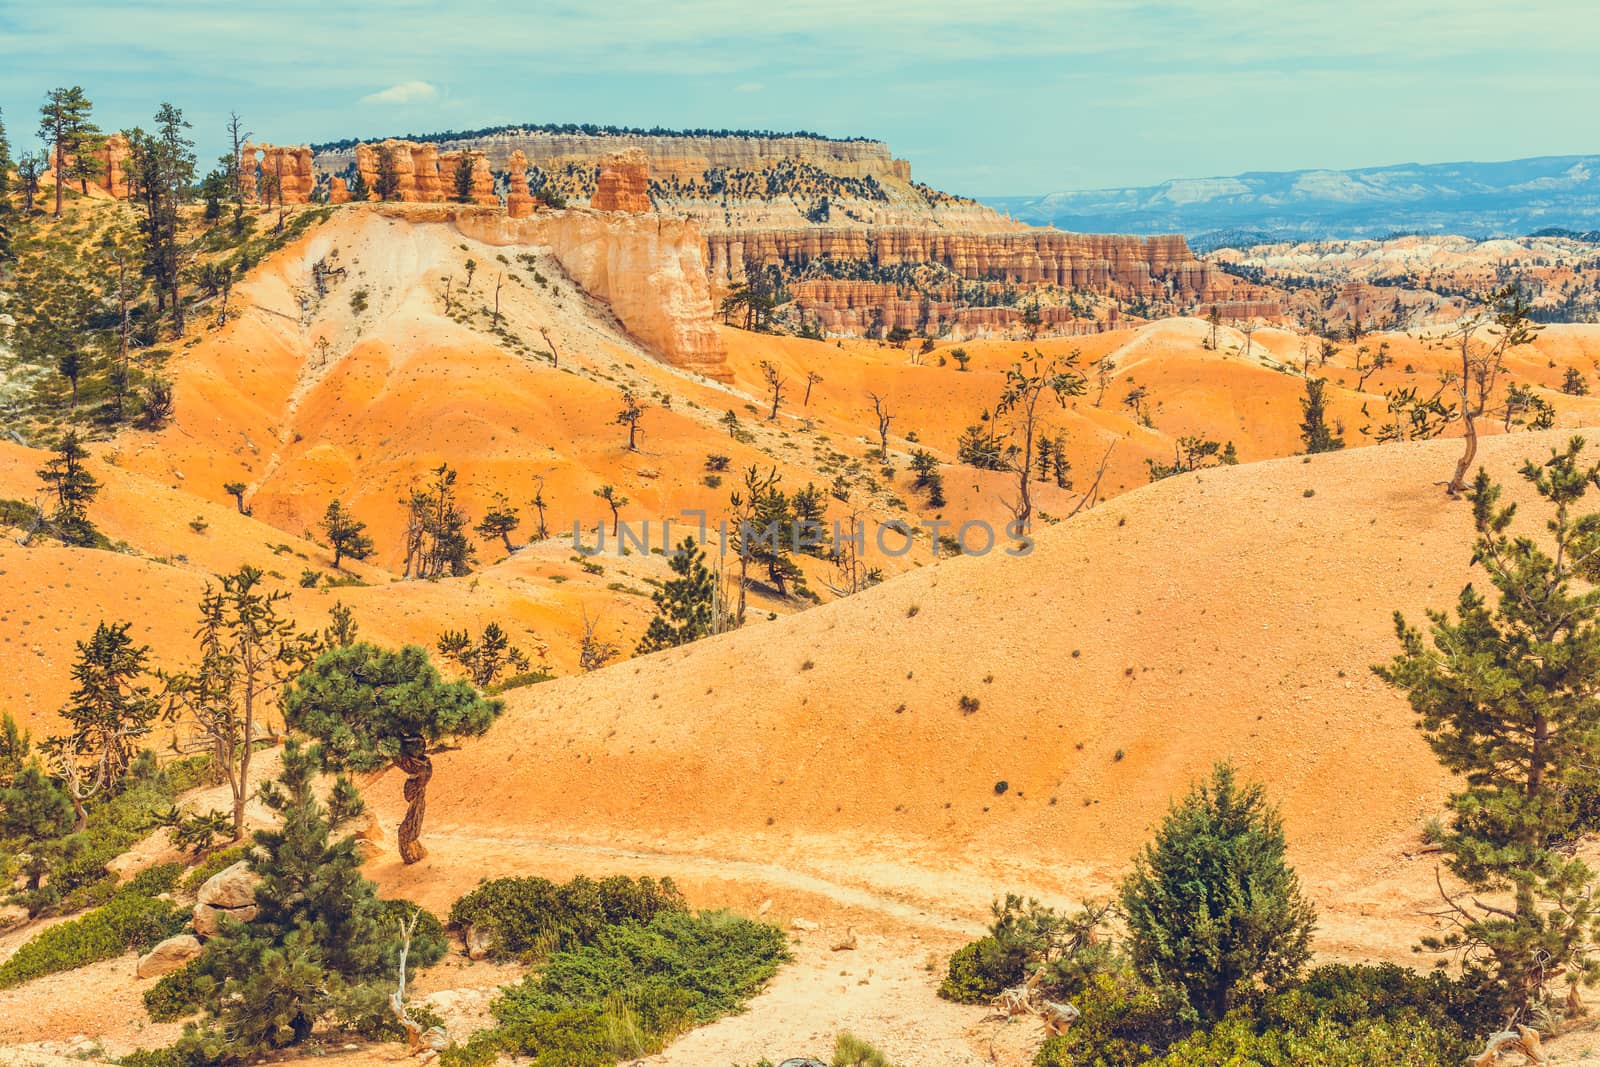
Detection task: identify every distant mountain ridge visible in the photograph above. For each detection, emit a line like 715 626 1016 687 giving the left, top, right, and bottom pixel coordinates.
986 155 1600 241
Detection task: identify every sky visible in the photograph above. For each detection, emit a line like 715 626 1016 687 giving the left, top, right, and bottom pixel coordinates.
3 1 1597 197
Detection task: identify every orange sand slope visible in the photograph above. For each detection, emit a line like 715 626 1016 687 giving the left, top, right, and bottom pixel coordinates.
376 430 1600 959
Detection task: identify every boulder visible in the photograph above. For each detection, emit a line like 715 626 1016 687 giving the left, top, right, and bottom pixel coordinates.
464 924 493 961
790 917 819 932
197 861 258 909
194 900 259 938
137 934 203 978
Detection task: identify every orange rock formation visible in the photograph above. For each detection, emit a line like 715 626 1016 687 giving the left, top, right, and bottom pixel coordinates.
353 140 498 205
505 150 534 218
590 149 651 212
47 131 132 198
240 144 316 204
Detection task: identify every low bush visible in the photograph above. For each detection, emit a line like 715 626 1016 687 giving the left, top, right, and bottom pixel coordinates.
144 961 207 1022
479 909 787 1065
0 864 188 989
938 936 1024 1003
448 874 686 961
1033 964 1487 1067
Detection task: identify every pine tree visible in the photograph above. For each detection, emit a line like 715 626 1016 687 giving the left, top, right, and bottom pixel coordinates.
37 431 101 545
38 86 95 217
321 499 374 569
1376 438 1600 1015
638 537 717 653
1299 377 1345 454
128 104 195 335
57 620 159 785
436 621 535 687
0 764 73 844
452 152 473 203
186 741 440 1054
0 106 13 205
375 145 400 201
0 712 31 786
399 465 473 578
345 166 369 203
1119 763 1315 1022
284 645 502 864
474 492 521 554
995 351 1087 526
615 388 646 451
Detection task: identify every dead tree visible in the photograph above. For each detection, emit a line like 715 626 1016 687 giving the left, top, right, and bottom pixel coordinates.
42 736 110 834
1470 1025 1547 1067
869 392 894 458
389 910 450 1062
578 606 621 672
760 360 786 419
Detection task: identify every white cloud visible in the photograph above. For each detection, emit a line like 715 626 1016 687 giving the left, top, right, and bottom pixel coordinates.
361 80 439 105
735 81 764 93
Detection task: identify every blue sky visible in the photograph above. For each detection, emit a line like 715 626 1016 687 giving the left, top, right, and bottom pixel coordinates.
4 1 1597 196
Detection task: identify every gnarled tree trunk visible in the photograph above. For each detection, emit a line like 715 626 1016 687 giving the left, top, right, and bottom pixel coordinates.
395 740 433 864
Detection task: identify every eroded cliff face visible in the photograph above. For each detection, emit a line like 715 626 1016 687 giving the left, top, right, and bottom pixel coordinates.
709 228 1223 300
452 208 729 380
307 128 1283 336
789 280 1122 336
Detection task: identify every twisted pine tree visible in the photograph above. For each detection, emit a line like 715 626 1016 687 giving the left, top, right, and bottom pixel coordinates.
1119 763 1315 1022
1377 437 1600 1017
284 644 501 863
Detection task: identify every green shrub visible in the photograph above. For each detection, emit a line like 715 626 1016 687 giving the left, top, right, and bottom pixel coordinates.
144 961 206 1022
14 756 209 916
1035 972 1177 1067
482 910 787 1065
1034 963 1485 1067
0 870 189 988
1141 1011 1452 1066
448 874 686 961
940 895 1117 1005
938 936 1023 1003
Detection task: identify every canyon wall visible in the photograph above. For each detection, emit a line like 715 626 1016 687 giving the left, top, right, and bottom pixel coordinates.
791 280 1121 336
451 207 729 380
707 228 1224 301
